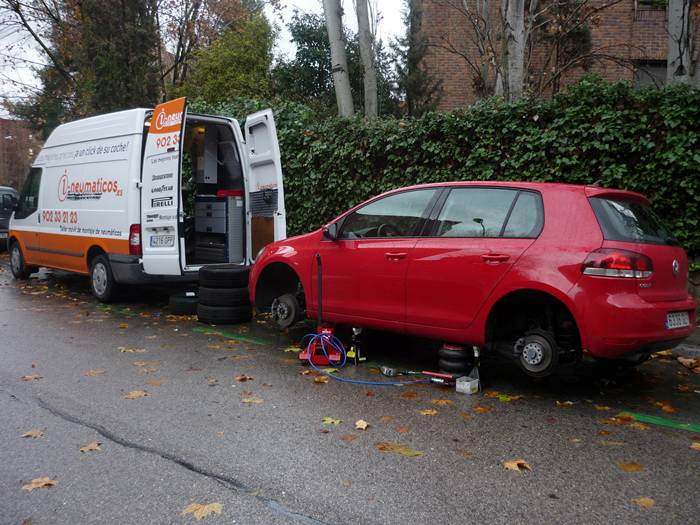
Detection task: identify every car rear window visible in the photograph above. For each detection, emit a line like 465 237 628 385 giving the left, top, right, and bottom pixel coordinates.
589 197 679 246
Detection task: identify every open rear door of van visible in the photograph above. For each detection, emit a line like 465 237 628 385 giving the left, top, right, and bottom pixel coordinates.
243 109 286 263
141 97 187 275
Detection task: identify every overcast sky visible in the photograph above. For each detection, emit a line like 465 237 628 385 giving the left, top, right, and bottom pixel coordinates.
0 1 407 118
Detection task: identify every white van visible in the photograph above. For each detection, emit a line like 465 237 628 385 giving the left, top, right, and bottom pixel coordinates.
8 97 286 301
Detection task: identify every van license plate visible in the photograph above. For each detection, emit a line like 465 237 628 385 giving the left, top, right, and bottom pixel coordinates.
150 235 175 248
666 311 690 329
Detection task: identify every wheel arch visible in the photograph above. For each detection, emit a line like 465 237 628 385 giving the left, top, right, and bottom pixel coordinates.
253 261 306 310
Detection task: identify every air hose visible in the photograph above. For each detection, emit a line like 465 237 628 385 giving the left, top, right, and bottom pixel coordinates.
301 332 431 386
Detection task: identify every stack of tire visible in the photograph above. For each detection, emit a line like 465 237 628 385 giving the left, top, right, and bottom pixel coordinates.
197 264 252 325
437 344 472 376
168 290 199 315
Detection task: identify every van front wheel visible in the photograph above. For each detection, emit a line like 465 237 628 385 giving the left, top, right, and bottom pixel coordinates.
10 242 36 279
90 255 117 302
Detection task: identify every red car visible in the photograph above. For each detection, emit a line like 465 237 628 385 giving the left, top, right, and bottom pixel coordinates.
250 182 696 377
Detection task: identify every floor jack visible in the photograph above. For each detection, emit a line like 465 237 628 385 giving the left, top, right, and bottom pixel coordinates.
299 254 341 366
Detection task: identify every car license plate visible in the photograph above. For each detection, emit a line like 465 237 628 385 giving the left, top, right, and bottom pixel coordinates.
666 311 690 329
150 234 175 248
0 232 7 239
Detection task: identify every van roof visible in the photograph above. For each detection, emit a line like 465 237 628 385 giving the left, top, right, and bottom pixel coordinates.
43 108 150 148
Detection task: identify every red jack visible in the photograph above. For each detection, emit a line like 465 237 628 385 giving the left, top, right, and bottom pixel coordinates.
299 326 342 366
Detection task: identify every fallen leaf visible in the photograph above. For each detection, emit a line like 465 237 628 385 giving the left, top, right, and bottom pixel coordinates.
473 405 492 414
320 368 339 373
145 378 164 387
677 356 699 369
355 419 369 430
598 429 611 436
569 438 582 443
79 441 102 453
182 502 223 521
502 459 531 472
400 391 418 399
123 390 148 399
375 442 423 457
321 417 341 425
556 400 574 408
459 411 471 420
380 415 395 423
21 477 57 491
340 434 357 443
431 399 453 406
690 442 700 451
484 391 522 402
21 374 43 381
629 421 650 430
396 426 411 434
455 448 472 459
632 497 655 508
419 409 438 416
283 345 300 353
207 343 222 350
207 378 218 386
118 323 129 329
241 396 263 404
235 374 254 382
118 346 145 354
144 335 158 340
600 440 626 446
676 384 690 392
594 405 611 411
313 375 329 384
654 401 677 414
618 462 643 472
83 369 106 377
652 349 673 359
22 430 43 438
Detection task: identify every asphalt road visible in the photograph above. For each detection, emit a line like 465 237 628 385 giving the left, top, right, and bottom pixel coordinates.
1 253 699 525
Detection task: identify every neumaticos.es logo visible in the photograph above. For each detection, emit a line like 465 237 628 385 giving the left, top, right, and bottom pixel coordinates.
154 107 183 131
58 170 122 202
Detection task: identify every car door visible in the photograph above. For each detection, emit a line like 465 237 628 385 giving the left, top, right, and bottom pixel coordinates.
406 187 543 330
243 109 286 262
12 168 43 265
316 188 439 330
141 97 188 275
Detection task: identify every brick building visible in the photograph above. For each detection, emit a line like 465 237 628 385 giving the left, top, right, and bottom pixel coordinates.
0 118 40 190
420 0 699 110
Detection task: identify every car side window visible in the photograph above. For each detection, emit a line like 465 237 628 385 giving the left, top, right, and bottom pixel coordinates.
15 168 42 220
502 191 544 238
339 189 437 239
435 188 517 237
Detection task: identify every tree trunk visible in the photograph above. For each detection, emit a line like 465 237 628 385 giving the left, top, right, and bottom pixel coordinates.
667 0 692 84
322 0 354 116
504 0 525 101
356 0 378 118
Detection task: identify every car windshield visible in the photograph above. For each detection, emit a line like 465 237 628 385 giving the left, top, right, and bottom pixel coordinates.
589 196 679 246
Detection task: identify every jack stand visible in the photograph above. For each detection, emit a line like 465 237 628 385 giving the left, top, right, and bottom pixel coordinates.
346 327 366 365
299 326 342 366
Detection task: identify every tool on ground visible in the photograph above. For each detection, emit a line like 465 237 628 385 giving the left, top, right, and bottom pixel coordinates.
380 366 457 384
346 327 366 365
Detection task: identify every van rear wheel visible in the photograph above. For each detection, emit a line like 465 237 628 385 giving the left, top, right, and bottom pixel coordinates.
90 254 117 303
10 242 36 279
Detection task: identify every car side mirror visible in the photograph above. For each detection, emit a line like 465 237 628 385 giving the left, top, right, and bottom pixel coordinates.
322 223 339 241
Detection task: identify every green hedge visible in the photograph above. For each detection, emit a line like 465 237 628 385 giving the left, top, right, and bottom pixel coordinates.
190 78 700 259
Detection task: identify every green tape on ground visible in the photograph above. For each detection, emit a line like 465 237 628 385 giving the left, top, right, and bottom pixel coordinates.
620 411 700 434
192 326 271 346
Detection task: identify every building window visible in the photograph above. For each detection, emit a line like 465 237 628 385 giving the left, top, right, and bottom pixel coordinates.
634 60 666 88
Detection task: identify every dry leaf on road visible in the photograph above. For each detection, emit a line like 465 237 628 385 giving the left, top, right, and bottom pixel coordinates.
83 369 106 377
241 396 263 404
124 390 148 400
473 405 492 414
418 409 438 416
21 374 43 381
340 434 357 443
431 399 453 406
594 405 611 411
400 391 418 399
375 442 423 457
313 376 329 384
654 401 677 414
118 323 129 329
632 497 655 508
321 417 341 425
690 442 700 451
182 502 223 521
118 346 145 354
145 378 164 387
677 357 699 369
235 374 254 382
79 441 102 453
21 430 43 438
556 400 574 408
618 462 643 472
396 426 411 434
380 416 395 423
21 477 57 491
355 419 369 430
502 459 531 472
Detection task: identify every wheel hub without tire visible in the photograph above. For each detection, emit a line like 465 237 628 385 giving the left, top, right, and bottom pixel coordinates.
514 331 559 377
522 342 544 366
274 300 290 321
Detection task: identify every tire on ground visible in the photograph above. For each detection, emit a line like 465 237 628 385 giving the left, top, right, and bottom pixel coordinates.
197 303 252 325
198 265 249 288
169 291 199 315
198 286 249 307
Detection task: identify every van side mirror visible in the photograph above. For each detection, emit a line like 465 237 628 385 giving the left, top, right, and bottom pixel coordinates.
322 223 339 241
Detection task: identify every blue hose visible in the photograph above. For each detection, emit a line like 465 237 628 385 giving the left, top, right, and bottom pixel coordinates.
301 332 431 386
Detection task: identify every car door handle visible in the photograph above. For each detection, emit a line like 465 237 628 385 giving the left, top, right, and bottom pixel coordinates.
481 253 510 263
385 252 407 260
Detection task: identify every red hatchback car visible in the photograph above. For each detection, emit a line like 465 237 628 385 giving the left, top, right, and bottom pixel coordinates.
250 182 696 377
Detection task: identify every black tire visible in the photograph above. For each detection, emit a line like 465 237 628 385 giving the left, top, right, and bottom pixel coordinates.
89 254 117 303
272 293 301 330
438 345 471 361
199 286 250 307
197 303 252 325
169 291 199 315
438 358 471 375
9 241 36 279
199 265 249 288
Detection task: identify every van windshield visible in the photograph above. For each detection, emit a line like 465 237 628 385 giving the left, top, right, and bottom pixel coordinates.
589 197 679 246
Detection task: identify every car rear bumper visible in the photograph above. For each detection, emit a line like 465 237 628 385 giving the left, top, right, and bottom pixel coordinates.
109 254 198 285
582 292 697 358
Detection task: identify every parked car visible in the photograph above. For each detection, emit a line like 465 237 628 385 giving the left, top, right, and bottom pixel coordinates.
250 181 697 377
0 186 19 251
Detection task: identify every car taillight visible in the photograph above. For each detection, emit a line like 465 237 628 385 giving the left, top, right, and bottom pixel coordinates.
129 224 141 256
582 249 652 278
